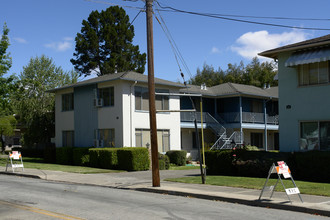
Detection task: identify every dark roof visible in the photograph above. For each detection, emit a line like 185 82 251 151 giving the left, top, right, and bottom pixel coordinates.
259 34 330 59
180 82 278 99
48 71 185 92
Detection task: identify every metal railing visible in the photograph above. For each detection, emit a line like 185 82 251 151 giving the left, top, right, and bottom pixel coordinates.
218 112 279 125
180 112 226 136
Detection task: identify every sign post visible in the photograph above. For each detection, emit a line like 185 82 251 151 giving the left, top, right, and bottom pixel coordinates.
259 161 303 203
6 151 24 173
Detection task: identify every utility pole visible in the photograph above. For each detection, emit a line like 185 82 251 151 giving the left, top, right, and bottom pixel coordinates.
146 0 160 187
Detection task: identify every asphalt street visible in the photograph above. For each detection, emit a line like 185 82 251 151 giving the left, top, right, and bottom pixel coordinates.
0 175 328 220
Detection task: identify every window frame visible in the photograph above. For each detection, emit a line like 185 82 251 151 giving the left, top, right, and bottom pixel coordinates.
300 121 330 151
98 87 115 107
134 86 170 111
62 93 74 112
298 61 330 86
62 130 74 147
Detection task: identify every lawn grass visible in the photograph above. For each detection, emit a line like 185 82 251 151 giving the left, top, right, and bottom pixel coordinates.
165 175 330 197
0 157 123 174
169 164 200 170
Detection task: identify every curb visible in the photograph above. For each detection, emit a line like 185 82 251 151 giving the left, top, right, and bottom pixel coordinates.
133 187 330 217
1 171 329 217
0 171 41 179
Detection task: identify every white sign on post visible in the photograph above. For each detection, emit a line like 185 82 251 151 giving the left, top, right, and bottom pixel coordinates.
277 161 291 179
285 187 300 195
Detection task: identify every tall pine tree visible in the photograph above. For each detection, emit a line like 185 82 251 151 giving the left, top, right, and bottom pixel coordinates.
71 6 146 76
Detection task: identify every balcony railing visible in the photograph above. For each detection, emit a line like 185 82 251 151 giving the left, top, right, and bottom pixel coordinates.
219 112 279 125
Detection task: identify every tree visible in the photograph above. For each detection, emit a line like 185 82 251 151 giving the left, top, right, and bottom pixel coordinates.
71 6 146 77
188 63 225 87
13 55 78 147
0 23 11 76
189 58 278 88
0 115 16 153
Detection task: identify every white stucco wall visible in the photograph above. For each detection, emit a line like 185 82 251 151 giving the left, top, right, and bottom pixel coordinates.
128 83 181 151
55 88 74 147
97 81 124 147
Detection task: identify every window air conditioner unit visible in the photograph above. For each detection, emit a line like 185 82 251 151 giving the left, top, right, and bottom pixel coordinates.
94 98 103 107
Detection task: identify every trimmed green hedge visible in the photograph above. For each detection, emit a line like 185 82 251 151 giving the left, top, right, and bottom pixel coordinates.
99 148 118 169
89 148 101 168
205 150 235 175
289 151 330 183
205 149 330 183
56 147 74 165
73 148 90 166
159 153 170 170
117 147 150 171
166 150 187 166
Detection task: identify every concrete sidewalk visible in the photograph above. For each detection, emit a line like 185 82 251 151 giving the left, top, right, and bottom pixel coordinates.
1 166 330 217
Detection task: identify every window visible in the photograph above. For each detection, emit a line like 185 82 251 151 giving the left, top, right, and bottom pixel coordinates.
135 86 169 111
135 129 170 152
300 121 330 151
251 133 263 148
62 93 74 111
96 129 115 147
298 61 330 86
63 131 74 147
99 87 114 107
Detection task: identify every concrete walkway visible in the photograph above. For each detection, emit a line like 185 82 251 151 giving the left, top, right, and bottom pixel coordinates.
0 166 330 217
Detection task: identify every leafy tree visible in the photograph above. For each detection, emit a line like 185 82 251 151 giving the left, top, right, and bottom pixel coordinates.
71 6 146 76
0 23 11 76
188 63 225 87
13 55 78 147
0 115 16 153
189 57 278 88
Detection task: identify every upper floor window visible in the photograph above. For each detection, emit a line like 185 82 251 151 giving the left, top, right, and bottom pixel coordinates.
298 61 330 86
62 93 74 111
135 86 169 111
99 87 114 107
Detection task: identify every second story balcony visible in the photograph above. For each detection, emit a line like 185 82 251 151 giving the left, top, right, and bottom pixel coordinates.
218 112 279 125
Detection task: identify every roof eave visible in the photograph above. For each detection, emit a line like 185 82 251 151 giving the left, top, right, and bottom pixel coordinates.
259 40 330 59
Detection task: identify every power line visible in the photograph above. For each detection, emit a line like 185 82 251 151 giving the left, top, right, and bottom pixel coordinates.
154 2 193 81
157 2 330 22
85 0 144 11
156 2 330 31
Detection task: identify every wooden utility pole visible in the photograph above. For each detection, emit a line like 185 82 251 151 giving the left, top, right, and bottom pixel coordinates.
146 0 160 187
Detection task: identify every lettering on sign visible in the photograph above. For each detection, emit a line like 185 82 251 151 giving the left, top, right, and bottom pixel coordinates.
277 161 291 178
285 187 300 195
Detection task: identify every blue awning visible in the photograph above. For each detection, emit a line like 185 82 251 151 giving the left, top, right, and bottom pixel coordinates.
285 47 330 67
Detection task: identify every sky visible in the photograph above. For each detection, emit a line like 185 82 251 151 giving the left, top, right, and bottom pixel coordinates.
1 0 330 83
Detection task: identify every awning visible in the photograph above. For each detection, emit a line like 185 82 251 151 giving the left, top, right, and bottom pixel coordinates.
285 47 330 67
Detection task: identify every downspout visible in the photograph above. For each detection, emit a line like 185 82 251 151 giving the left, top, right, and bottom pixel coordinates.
130 81 138 147
239 96 243 144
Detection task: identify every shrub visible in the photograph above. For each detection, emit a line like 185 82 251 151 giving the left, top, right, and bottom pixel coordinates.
44 144 56 163
289 151 330 183
73 147 90 166
98 148 118 169
56 147 74 165
205 150 235 175
117 147 150 171
158 153 170 170
166 150 187 166
89 148 101 168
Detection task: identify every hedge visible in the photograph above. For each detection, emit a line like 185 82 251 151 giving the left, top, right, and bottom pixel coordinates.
56 147 74 165
204 150 235 175
205 149 330 183
117 147 150 171
99 148 118 169
73 148 90 166
89 148 101 168
159 153 170 170
166 150 187 166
